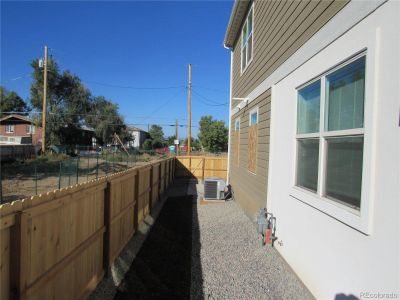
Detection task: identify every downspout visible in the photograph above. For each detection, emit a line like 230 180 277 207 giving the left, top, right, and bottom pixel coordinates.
225 48 233 185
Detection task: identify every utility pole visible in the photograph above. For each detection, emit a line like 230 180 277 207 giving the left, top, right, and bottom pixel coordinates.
41 45 48 153
175 118 179 141
175 118 179 155
187 64 192 156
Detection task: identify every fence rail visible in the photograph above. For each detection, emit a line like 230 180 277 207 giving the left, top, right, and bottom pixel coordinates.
0 157 175 300
1 151 169 203
175 156 227 181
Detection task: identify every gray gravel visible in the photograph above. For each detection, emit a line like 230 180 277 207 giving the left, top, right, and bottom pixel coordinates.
90 179 314 300
191 181 314 300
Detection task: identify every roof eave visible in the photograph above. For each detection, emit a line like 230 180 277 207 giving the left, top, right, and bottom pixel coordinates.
223 0 251 49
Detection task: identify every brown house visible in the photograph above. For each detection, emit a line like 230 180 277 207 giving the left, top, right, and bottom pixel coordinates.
0 114 42 145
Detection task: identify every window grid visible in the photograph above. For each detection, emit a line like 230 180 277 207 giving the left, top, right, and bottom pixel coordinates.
241 5 254 74
5 125 14 133
296 53 365 210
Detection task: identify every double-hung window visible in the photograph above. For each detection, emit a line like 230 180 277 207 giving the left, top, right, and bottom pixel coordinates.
26 125 35 134
241 5 253 73
5 125 14 133
296 55 366 211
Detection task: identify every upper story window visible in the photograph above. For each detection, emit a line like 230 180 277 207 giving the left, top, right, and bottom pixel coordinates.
26 125 35 134
234 118 240 131
241 4 254 73
296 55 366 210
5 125 14 133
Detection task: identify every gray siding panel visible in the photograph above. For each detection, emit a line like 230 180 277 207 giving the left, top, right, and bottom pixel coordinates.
229 90 271 219
231 0 349 104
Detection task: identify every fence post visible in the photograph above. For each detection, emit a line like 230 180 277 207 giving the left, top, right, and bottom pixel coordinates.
0 163 2 203
76 156 80 184
105 151 108 175
68 159 71 186
96 153 99 179
149 165 153 213
103 179 112 277
158 163 161 199
87 155 89 182
202 157 205 182
134 171 139 230
113 152 115 173
58 162 62 189
34 164 38 195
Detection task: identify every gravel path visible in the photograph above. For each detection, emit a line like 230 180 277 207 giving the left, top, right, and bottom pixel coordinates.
191 181 314 300
90 180 314 300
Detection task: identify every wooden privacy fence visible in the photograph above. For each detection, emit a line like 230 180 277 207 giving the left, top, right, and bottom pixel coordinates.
175 156 227 181
0 157 175 300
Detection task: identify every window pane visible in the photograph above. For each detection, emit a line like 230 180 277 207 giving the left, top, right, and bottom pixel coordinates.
296 139 319 192
247 34 253 63
297 80 320 134
250 111 257 125
248 9 253 34
235 119 240 131
326 56 365 131
242 22 247 47
326 136 363 209
242 47 246 71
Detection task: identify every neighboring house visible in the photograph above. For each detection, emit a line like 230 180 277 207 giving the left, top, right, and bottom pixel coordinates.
0 114 42 145
59 125 97 147
224 1 399 299
126 127 149 149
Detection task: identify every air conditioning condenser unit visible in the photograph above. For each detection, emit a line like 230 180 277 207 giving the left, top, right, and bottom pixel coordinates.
204 177 226 200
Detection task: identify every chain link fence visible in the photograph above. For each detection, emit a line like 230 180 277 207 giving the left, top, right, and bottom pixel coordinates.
0 148 168 203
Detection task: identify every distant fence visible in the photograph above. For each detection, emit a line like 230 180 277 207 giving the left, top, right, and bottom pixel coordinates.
0 150 169 203
0 145 39 162
175 156 227 181
0 158 175 300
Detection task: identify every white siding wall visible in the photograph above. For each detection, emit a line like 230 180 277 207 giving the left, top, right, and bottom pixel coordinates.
268 2 399 298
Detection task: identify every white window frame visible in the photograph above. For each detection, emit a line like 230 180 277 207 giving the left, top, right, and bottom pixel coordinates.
295 52 366 210
5 125 14 133
26 124 35 134
249 107 258 126
291 50 373 233
234 117 240 132
248 106 258 175
240 4 254 75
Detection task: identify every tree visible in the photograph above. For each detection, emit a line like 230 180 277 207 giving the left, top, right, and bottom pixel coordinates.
184 137 201 150
198 115 228 153
148 125 166 148
30 58 92 145
143 139 153 150
166 135 176 146
86 96 128 146
0 86 30 117
29 58 129 146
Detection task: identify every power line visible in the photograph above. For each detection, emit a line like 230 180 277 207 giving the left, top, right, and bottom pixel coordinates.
192 85 229 94
82 80 186 90
191 89 229 106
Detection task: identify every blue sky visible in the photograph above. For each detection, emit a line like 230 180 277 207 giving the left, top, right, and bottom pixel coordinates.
1 1 233 137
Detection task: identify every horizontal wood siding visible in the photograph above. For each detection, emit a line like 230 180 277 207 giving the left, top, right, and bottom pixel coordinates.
231 0 348 103
229 90 271 219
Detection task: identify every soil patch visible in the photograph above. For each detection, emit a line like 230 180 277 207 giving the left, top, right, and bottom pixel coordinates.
114 195 193 300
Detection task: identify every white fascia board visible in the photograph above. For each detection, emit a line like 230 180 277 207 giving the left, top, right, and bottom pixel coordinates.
230 0 387 115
